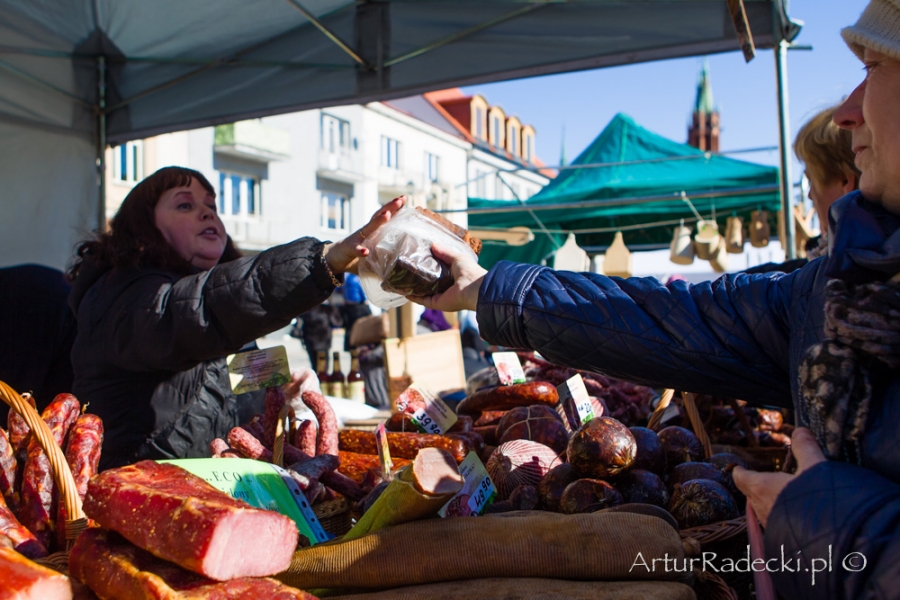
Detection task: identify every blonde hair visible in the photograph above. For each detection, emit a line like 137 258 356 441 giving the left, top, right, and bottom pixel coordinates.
794 105 861 187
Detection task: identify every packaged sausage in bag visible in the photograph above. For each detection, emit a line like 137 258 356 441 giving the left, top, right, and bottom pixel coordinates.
358 206 481 309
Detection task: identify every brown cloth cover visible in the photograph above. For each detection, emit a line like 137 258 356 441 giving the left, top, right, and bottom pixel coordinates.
277 511 688 593
329 578 696 600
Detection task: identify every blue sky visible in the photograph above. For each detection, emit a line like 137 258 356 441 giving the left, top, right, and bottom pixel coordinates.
462 0 869 181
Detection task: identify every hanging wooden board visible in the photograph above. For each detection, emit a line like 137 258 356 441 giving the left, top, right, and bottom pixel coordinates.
384 329 466 403
604 231 633 277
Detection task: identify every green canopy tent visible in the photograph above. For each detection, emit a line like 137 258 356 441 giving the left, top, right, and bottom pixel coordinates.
467 113 781 269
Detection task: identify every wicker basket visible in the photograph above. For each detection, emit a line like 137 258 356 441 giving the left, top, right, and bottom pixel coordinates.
0 380 88 573
313 497 353 537
648 391 753 599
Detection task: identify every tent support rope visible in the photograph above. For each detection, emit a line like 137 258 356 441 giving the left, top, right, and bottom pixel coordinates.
384 2 547 68
497 172 561 250
0 58 93 108
283 0 369 67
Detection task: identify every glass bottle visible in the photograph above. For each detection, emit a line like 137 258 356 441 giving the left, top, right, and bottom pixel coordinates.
327 351 346 398
347 351 365 403
315 352 330 391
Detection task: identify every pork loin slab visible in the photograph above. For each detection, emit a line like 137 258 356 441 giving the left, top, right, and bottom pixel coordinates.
0 546 71 600
82 461 298 580
69 528 316 600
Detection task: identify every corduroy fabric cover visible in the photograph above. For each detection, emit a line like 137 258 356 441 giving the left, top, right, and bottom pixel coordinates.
277 511 688 593
328 578 696 600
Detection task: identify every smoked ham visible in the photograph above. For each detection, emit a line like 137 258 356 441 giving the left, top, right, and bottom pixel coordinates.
0 546 71 600
82 461 298 581
69 528 316 600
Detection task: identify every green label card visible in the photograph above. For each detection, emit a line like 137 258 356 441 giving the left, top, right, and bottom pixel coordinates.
227 346 291 394
159 458 330 544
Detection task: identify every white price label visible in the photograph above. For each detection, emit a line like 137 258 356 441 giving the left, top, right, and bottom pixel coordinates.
411 408 442 435
556 374 594 429
467 473 497 514
492 352 527 385
399 384 457 435
439 452 497 517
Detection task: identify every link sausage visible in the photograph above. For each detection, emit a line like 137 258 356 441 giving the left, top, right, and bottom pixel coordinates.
456 382 559 416
338 430 473 463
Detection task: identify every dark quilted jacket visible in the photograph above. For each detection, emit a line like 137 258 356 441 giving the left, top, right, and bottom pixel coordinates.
477 191 900 599
69 238 335 470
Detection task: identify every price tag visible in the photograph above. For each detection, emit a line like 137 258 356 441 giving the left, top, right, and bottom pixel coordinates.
375 422 393 479
226 346 291 394
556 374 594 431
160 458 330 544
397 384 457 435
492 352 527 385
439 452 497 517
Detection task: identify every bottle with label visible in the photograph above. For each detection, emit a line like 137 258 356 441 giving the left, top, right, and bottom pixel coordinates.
327 351 346 398
347 351 365 403
315 352 330 392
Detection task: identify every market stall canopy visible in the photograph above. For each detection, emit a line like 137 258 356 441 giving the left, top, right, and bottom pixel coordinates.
468 113 781 269
0 0 799 269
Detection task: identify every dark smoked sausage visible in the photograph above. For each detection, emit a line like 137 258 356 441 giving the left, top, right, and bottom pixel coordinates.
0 429 18 513
0 489 46 558
338 430 473 463
57 413 103 548
18 393 80 552
293 420 317 457
456 382 559 416
301 390 338 456
262 385 288 447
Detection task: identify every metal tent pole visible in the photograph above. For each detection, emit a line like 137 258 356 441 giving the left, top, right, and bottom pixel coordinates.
774 39 795 259
97 56 107 232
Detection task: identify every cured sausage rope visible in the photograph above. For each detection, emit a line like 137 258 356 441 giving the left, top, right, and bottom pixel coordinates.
19 393 80 551
57 414 103 548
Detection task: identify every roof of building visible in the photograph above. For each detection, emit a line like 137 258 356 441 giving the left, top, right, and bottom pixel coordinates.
694 59 716 114
384 89 554 178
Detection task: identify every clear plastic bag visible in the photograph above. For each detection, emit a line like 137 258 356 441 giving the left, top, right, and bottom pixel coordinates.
358 205 478 309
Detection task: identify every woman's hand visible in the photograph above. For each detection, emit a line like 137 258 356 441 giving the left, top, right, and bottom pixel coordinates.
408 243 487 312
323 196 405 274
732 427 826 527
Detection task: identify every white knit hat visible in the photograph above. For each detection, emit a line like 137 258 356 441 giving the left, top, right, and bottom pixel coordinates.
842 0 900 62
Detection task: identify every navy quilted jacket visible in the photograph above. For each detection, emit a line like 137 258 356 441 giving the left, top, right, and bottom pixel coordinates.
477 192 900 599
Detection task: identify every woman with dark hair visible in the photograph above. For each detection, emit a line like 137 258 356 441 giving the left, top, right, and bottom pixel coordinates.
68 166 403 469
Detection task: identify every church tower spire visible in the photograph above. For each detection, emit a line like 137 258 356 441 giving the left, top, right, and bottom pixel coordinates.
687 59 720 152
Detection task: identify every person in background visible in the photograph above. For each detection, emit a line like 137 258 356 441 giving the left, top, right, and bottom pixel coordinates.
0 264 76 421
743 104 860 275
417 307 452 335
410 1 900 595
67 166 403 469
337 272 372 351
293 303 342 369
794 103 862 259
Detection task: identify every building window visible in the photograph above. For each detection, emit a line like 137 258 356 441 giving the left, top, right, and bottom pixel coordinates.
113 141 143 183
492 117 502 147
425 152 439 183
217 172 259 217
474 106 485 140
474 169 487 198
509 127 519 156
321 114 351 153
321 192 349 232
524 133 534 162
381 136 400 169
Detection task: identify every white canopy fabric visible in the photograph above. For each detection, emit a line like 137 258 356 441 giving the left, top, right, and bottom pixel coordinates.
0 0 799 269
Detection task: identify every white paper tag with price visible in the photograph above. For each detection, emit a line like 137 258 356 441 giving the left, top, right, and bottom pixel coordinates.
439 452 497 517
557 374 594 427
492 352 527 385
397 383 458 435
